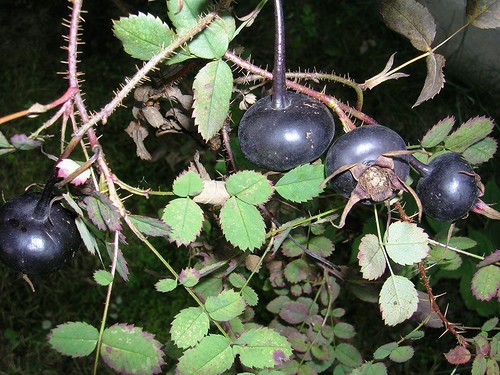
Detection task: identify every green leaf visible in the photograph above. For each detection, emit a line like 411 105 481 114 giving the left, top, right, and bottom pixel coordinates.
168 0 235 59
308 236 334 258
162 197 204 246
179 267 201 287
389 345 414 363
421 116 455 148
93 270 113 286
373 342 399 360
220 197 266 250
333 322 356 339
128 214 171 237
101 324 165 374
226 171 274 205
113 12 187 63
48 321 98 358
10 134 43 150
352 361 388 375
471 265 500 301
75 217 99 255
177 334 234 375
85 192 122 232
284 258 312 283
385 221 429 265
472 355 487 375
358 233 386 280
334 343 363 368
105 243 129 282
275 163 325 202
234 327 292 369
467 0 500 29
380 0 436 51
0 131 12 148
444 116 495 153
173 170 204 197
379 275 418 326
481 317 499 332
193 60 233 141
205 289 246 321
462 137 498 165
155 278 178 293
171 307 210 349
192 60 233 141
241 285 259 307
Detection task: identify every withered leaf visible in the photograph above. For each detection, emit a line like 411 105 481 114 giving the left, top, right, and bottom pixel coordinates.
413 53 445 107
467 0 500 29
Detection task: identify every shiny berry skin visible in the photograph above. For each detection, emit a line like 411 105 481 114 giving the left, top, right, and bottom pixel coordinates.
238 92 335 171
416 152 478 222
325 125 409 200
0 192 81 274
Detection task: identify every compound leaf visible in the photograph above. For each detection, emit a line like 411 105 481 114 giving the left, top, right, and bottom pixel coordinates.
177 334 234 375
173 170 204 197
171 307 210 349
101 324 165 374
220 197 265 250
275 163 325 203
205 289 246 321
226 171 274 205
467 0 500 29
48 321 98 358
421 116 455 148
162 197 204 246
380 0 436 51
385 221 429 265
234 327 292 369
192 60 233 141
379 275 418 326
413 53 445 108
471 265 500 301
358 233 386 280
445 116 495 153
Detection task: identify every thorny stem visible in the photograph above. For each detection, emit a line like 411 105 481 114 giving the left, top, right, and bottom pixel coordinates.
224 51 378 131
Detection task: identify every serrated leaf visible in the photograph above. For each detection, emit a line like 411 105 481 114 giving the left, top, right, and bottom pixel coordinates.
128 214 171 237
463 137 498 165
482 317 499 332
226 171 274 205
105 243 129 282
374 342 399 360
205 289 246 321
471 265 500 301
334 343 363 368
379 275 418 326
101 324 165 374
10 134 43 150
162 197 204 246
421 116 455 148
113 12 187 64
266 295 290 314
413 53 445 107
177 334 234 375
444 345 472 365
48 321 98 358
84 193 122 232
467 0 500 29
358 234 387 280
472 355 488 375
155 278 178 293
220 197 265 250
352 361 387 375
385 222 429 265
279 301 309 324
93 270 113 286
444 116 495 153
284 258 311 284
167 0 235 59
275 164 325 203
477 250 500 268
309 236 334 258
173 170 204 197
380 0 436 51
179 267 201 287
241 285 259 307
171 307 210 349
192 60 233 141
234 327 292 369
389 346 414 363
333 322 356 339
75 217 99 255
281 234 307 258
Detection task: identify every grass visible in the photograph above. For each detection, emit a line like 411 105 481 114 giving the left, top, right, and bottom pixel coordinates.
0 0 499 374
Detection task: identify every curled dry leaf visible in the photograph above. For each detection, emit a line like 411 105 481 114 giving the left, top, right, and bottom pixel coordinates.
125 121 152 160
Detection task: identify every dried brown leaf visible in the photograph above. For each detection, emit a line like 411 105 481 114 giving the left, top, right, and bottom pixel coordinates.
413 53 445 107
